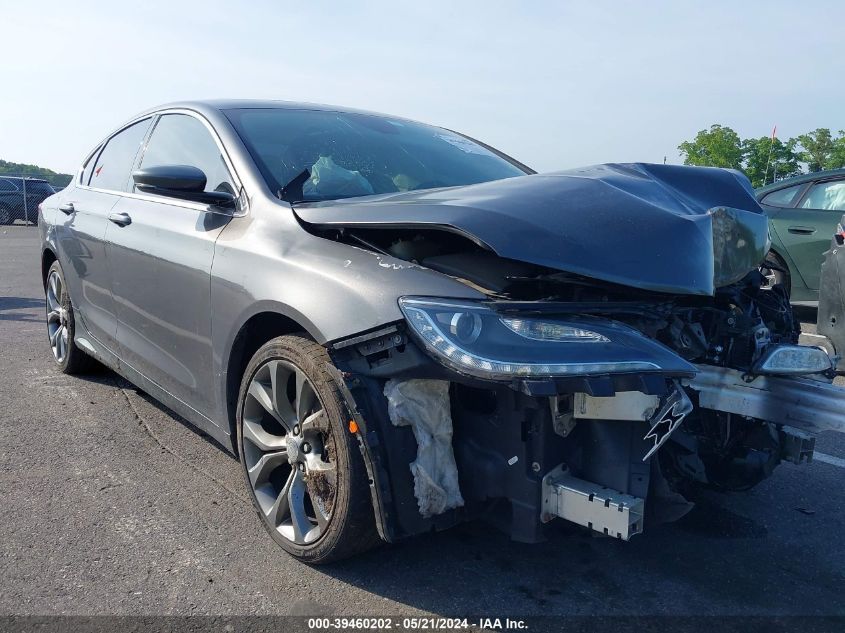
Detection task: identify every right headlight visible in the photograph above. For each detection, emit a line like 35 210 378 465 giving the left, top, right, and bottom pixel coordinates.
399 297 696 380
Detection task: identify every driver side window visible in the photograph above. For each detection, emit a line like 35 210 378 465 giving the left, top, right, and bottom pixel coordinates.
137 114 234 196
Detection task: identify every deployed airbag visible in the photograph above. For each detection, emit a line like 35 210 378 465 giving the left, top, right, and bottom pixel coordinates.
303 155 374 198
384 379 465 517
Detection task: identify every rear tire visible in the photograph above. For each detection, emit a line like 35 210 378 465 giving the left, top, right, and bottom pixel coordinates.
45 261 99 374
0 205 12 225
236 334 380 564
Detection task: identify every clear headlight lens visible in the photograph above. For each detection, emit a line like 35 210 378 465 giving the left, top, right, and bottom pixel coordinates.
754 345 832 375
399 297 685 380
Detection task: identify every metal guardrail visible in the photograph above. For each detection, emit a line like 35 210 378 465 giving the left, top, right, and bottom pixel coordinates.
0 174 59 225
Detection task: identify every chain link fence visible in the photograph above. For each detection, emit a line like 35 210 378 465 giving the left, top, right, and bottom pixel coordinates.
0 175 59 225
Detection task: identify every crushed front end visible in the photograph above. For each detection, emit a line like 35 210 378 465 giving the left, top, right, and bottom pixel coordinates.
328 263 843 544
308 164 845 544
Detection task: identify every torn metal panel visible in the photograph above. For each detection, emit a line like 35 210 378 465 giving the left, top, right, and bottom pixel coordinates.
384 379 465 517
818 238 845 370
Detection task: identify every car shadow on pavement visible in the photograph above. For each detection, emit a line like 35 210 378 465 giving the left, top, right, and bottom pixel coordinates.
74 366 239 458
313 497 840 617
0 296 44 322
130 386 237 456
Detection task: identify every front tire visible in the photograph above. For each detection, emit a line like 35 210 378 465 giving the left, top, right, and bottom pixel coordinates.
45 261 98 374
236 335 380 564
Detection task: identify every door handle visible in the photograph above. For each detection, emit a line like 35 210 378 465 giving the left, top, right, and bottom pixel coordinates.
108 212 132 227
58 203 75 215
787 226 816 235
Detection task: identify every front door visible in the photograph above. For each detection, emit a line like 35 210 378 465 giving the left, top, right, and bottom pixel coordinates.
107 112 237 419
55 118 152 353
770 177 845 291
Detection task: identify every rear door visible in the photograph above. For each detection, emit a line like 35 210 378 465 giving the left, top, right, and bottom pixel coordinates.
769 177 845 290
107 111 238 419
55 118 152 353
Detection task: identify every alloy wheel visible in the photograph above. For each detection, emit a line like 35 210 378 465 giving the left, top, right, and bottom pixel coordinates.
46 270 69 363
241 359 337 545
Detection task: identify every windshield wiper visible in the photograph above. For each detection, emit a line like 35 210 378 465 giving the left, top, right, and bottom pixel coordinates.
278 168 311 204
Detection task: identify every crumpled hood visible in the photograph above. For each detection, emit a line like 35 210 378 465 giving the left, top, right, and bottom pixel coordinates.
293 163 770 296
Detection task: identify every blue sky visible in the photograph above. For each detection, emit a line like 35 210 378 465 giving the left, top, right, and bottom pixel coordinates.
3 0 843 175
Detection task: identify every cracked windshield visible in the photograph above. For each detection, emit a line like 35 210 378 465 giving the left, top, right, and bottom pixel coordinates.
225 108 527 202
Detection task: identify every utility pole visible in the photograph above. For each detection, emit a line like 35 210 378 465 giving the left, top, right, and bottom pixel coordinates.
763 125 777 185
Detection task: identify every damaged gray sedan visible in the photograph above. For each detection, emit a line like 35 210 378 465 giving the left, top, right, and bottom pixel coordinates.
39 100 844 563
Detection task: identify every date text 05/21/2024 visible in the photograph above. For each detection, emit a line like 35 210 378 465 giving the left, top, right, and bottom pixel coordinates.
307 617 529 630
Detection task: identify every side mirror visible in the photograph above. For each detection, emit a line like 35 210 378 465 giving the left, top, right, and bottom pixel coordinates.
132 165 236 209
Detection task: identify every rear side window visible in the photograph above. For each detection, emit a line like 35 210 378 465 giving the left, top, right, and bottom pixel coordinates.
799 180 845 212
760 184 802 207
90 119 151 192
137 114 234 195
81 146 102 186
0 178 19 192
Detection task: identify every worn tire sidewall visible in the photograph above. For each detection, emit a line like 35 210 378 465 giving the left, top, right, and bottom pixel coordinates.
236 336 358 563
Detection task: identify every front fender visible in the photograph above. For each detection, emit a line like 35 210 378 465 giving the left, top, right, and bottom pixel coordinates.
209 205 483 427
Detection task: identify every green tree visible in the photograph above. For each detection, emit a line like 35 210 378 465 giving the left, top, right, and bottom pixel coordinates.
742 136 802 187
678 124 744 170
0 159 72 187
797 128 835 172
827 131 845 170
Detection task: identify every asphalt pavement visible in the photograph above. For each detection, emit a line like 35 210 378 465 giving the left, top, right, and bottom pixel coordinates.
1 227 844 619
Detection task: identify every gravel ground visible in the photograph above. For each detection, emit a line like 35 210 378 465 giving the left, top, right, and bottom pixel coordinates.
1 227 844 619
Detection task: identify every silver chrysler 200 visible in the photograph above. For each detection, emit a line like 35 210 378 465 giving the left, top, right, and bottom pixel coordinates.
39 100 845 563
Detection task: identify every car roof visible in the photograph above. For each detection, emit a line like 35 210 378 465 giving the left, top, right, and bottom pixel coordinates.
133 99 409 122
756 168 845 196
121 99 458 142
0 176 50 183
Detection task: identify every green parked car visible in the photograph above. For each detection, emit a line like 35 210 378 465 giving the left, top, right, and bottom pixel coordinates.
757 169 845 305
